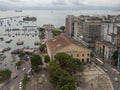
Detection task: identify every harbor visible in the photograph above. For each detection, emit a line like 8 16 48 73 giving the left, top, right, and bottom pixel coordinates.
0 16 40 72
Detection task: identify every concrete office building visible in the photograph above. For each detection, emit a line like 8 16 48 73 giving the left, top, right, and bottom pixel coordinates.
65 15 75 37
95 41 115 62
65 15 102 50
101 15 120 45
82 18 102 49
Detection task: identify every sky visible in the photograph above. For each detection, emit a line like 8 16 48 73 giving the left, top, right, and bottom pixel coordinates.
0 0 120 10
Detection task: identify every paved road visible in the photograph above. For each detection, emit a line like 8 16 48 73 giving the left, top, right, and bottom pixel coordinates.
92 57 120 90
0 60 31 90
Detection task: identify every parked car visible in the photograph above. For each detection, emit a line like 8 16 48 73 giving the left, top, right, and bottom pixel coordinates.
3 46 11 51
114 77 118 82
19 86 22 90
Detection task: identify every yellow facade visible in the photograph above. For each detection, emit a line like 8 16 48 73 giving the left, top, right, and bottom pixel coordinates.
46 35 91 63
50 44 91 63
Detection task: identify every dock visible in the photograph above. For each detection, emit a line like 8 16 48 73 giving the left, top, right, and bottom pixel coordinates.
0 16 28 19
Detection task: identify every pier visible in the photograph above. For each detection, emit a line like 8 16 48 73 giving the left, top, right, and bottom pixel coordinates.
0 16 28 19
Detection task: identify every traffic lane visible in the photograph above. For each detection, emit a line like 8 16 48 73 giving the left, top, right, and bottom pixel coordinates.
103 66 119 90
104 65 120 90
97 64 119 90
13 62 31 90
0 79 12 90
3 61 31 90
92 57 120 90
0 74 22 90
13 72 25 90
0 61 31 90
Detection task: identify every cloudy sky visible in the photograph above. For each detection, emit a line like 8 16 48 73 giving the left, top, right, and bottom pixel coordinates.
0 0 120 10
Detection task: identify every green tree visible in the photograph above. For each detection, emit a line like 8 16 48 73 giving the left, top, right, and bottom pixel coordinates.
52 30 61 37
112 50 118 65
69 58 83 73
112 50 118 60
37 27 45 32
19 52 25 57
55 52 84 74
0 69 12 83
56 75 75 90
40 32 45 39
39 44 46 52
16 61 22 66
22 74 29 90
49 62 68 83
49 62 75 90
90 52 93 58
30 55 42 71
54 52 71 68
60 26 65 31
44 55 50 63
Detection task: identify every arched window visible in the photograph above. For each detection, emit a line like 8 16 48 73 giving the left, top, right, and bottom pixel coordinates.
77 54 79 57
87 58 89 62
82 54 84 57
87 53 89 56
82 59 84 63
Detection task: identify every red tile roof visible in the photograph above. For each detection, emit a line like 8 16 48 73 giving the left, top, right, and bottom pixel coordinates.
46 35 88 54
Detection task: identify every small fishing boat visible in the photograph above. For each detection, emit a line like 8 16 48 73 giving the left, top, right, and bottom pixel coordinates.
15 10 22 12
11 49 23 54
3 46 11 51
34 41 40 46
16 41 24 45
0 37 4 41
5 39 12 43
5 40 11 43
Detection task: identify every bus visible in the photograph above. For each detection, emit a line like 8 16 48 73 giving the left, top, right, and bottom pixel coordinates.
95 58 104 66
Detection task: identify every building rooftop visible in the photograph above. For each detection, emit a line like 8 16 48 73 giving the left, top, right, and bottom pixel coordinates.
46 35 88 54
85 19 102 23
116 24 120 27
97 41 115 47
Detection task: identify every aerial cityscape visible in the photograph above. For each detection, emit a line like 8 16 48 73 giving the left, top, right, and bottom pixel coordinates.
0 0 120 90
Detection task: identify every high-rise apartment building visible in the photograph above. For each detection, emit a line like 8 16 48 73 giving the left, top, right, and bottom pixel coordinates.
82 19 102 49
65 15 102 50
65 15 75 37
102 15 120 45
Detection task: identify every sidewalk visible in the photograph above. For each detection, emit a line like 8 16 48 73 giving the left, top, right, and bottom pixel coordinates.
76 63 114 90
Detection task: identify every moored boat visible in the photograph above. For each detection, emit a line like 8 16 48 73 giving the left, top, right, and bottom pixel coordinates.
11 49 23 54
5 39 12 43
16 41 24 45
0 37 4 41
3 46 11 51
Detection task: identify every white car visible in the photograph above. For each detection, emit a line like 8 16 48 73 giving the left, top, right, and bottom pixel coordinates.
19 84 22 87
19 82 22 90
19 86 22 90
19 81 22 85
114 77 118 82
22 68 26 71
